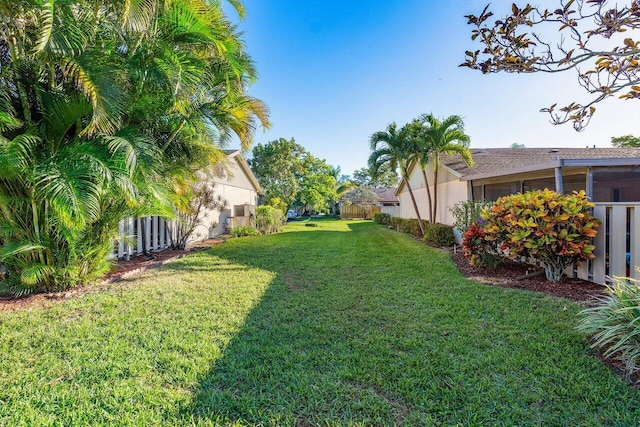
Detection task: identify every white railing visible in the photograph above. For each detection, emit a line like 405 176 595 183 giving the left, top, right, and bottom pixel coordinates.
573 203 640 285
114 216 173 260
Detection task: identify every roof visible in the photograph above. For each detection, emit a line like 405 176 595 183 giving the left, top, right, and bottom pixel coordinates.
222 150 263 195
372 188 399 203
443 147 640 181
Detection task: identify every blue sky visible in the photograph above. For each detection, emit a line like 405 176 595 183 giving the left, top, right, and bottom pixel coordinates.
228 1 640 176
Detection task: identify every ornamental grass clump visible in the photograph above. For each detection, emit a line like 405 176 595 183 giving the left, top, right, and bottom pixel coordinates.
577 278 640 379
482 189 599 282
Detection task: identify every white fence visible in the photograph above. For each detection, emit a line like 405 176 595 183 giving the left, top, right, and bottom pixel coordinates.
114 216 173 260
572 203 640 285
381 205 401 218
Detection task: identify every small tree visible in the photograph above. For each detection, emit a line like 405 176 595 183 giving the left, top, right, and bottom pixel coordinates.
170 183 226 250
341 187 380 218
482 189 599 282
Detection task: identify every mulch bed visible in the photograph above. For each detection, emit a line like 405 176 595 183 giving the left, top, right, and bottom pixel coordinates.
0 239 224 311
450 250 606 303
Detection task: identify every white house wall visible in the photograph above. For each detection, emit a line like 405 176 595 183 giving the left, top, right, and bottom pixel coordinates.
397 163 469 225
192 157 259 242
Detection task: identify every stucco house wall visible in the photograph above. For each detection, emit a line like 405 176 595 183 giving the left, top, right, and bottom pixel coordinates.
191 151 262 242
397 162 468 225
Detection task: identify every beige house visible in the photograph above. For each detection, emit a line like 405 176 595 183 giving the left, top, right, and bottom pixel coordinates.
395 147 640 284
191 149 263 241
397 147 640 225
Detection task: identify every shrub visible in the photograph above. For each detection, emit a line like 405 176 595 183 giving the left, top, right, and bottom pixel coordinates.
390 217 403 232
374 213 391 225
230 226 259 238
482 189 599 282
462 222 501 267
423 223 456 246
577 278 640 379
450 200 493 233
400 218 423 237
255 205 285 234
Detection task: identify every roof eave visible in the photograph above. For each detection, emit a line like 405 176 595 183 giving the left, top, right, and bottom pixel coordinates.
231 152 264 195
460 157 640 181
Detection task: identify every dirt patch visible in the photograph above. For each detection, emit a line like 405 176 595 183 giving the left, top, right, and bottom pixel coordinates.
0 239 225 311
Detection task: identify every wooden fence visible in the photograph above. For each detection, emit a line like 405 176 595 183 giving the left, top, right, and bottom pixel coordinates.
340 205 380 220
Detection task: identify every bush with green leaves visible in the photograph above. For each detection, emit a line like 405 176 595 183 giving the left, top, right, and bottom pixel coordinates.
374 212 391 225
462 222 501 268
390 217 404 232
577 278 640 379
482 189 599 282
450 200 493 232
423 223 456 246
255 206 285 234
230 226 259 238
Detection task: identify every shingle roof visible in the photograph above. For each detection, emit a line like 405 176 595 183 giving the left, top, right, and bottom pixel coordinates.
373 188 399 203
442 147 640 179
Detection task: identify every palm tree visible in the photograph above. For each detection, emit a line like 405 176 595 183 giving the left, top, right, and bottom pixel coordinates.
404 119 435 223
0 0 268 293
369 122 425 236
420 114 473 223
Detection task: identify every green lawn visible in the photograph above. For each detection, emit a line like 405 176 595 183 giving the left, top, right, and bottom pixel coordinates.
0 219 638 425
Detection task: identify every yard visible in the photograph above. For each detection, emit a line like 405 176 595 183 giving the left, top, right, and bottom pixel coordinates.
1 219 639 425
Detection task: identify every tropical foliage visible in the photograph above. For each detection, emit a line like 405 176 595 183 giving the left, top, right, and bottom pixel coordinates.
577 278 640 379
482 189 599 282
0 0 268 294
369 122 426 235
419 114 473 223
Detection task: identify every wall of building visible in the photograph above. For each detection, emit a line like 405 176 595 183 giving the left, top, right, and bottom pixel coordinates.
192 157 259 242
397 163 468 225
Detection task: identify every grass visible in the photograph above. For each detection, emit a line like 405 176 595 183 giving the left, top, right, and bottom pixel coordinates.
0 219 639 425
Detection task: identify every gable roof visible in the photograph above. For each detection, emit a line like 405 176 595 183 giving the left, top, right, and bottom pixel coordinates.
222 150 263 195
373 188 399 204
443 147 640 181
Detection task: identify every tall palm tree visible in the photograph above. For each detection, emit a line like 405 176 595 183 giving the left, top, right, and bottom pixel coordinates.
404 119 435 223
369 122 425 236
420 114 473 223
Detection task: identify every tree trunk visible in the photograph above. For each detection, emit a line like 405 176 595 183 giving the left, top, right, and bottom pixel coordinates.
420 167 433 223
432 164 439 223
404 177 425 236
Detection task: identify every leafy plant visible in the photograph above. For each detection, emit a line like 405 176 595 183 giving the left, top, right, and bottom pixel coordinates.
170 182 227 250
577 278 640 379
462 222 500 268
255 206 285 234
482 189 599 282
374 213 391 226
230 226 259 238
423 223 456 247
450 200 493 233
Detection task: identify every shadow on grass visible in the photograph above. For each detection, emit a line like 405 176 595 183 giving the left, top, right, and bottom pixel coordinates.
161 221 640 425
164 221 436 425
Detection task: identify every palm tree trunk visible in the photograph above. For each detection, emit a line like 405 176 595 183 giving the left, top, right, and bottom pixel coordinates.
432 164 439 223
404 177 425 236
420 167 433 223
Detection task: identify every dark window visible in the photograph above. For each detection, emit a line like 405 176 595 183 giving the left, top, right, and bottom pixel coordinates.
592 166 640 202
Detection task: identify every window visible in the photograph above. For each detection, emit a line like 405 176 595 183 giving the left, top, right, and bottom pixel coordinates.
484 181 520 202
592 167 640 202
